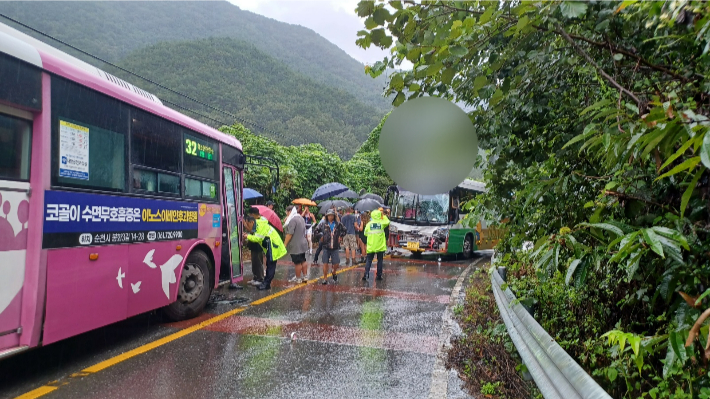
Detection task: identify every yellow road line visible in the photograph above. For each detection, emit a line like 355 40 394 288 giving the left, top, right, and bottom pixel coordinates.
14 386 58 399
15 264 358 399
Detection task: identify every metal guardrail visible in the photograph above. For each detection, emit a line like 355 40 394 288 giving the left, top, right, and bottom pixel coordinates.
491 268 612 399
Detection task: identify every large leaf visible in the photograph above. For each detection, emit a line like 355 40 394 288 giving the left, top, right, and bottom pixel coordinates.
701 131 710 168
668 330 689 364
626 251 642 280
642 228 664 258
656 156 701 180
660 136 698 171
565 258 582 285
559 2 588 19
473 75 488 92
662 341 677 378
681 166 704 218
651 227 690 250
449 45 468 57
580 99 611 115
578 222 624 237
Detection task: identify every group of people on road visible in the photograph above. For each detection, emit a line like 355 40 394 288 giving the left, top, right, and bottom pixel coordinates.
242 201 391 289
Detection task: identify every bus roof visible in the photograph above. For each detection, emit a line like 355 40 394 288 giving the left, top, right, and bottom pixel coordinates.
458 179 486 193
0 21 242 151
394 180 487 196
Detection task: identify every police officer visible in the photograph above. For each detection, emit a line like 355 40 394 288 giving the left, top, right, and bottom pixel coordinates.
242 213 286 290
362 209 390 281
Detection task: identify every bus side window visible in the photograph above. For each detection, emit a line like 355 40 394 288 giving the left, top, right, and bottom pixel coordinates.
51 76 128 192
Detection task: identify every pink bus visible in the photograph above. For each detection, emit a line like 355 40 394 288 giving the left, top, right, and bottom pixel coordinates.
0 22 247 359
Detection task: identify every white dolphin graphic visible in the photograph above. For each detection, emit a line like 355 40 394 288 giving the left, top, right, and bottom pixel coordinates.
143 249 184 299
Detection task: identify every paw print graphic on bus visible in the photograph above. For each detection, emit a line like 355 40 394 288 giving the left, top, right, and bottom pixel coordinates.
0 192 30 251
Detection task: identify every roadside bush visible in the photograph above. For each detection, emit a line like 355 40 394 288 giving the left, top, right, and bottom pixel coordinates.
446 269 535 399
356 1 710 397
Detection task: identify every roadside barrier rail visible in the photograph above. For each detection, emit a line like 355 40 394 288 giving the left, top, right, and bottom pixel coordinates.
491 268 612 399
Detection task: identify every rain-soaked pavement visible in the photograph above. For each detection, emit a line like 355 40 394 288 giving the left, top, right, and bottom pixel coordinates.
1 251 488 399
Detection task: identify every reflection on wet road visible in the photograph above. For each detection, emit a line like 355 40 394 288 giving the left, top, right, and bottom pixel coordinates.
2 254 477 399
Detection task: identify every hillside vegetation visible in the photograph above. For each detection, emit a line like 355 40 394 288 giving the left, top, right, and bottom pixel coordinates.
111 37 382 158
221 113 394 215
357 1 710 397
0 1 390 112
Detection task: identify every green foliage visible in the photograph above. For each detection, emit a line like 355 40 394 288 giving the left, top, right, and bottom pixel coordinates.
221 115 393 213
109 37 383 158
357 0 710 396
0 1 391 112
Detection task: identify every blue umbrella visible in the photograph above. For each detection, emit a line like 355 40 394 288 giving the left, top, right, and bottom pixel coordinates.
311 182 349 201
243 188 263 200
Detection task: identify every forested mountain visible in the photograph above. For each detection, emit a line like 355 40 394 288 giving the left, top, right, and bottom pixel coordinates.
109 38 381 157
0 1 390 112
0 1 391 157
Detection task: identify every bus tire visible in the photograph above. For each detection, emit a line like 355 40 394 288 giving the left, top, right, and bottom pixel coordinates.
163 250 213 321
462 234 474 259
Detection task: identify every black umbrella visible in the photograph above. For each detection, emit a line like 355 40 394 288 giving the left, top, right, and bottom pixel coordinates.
311 182 349 201
354 198 382 212
360 193 384 204
318 200 352 214
337 189 359 199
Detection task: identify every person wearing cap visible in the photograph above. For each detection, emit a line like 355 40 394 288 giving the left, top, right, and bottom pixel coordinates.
362 209 390 281
314 209 347 284
242 211 287 290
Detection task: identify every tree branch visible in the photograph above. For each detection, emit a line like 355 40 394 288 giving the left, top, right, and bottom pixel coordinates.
557 25 643 109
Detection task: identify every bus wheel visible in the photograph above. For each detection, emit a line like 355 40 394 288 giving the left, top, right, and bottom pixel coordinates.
462 234 473 259
163 250 212 321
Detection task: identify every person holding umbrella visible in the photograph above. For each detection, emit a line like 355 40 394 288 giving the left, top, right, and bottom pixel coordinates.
362 209 390 281
314 209 347 285
242 210 287 290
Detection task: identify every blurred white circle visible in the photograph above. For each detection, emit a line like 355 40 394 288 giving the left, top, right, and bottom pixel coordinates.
379 97 478 195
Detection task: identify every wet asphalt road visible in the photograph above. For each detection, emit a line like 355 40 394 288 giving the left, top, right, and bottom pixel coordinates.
1 252 482 399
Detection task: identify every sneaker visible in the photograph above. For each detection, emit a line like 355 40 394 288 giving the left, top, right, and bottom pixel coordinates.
250 280 262 286
288 276 300 283
331 272 338 282
321 278 328 285
301 278 308 283
376 275 383 281
362 274 368 281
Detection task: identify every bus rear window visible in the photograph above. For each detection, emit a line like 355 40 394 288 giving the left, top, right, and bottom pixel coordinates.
0 113 31 181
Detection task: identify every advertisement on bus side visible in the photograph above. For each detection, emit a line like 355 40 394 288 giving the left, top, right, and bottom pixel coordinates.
42 190 199 248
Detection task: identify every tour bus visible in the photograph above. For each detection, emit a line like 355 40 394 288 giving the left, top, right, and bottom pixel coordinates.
0 22 247 359
385 180 505 258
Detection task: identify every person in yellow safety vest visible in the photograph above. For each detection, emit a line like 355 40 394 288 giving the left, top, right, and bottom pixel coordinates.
362 209 390 281
242 213 286 290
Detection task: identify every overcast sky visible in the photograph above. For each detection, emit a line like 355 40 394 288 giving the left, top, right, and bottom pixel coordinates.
227 0 391 65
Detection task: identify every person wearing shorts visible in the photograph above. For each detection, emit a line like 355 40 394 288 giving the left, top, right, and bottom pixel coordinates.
340 207 359 264
314 209 346 285
283 205 309 283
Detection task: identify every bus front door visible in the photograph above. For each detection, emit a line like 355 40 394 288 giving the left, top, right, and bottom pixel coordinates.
222 166 242 283
0 112 32 351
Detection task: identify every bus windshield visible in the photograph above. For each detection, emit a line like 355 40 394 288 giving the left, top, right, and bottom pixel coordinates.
393 191 417 219
416 193 449 223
